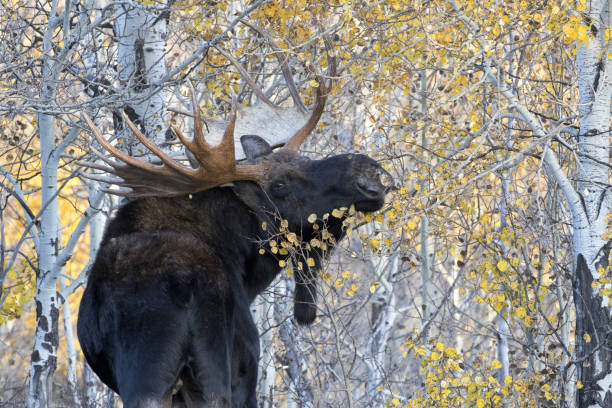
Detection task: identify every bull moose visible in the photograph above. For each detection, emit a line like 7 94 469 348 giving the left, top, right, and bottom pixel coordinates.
77 48 391 407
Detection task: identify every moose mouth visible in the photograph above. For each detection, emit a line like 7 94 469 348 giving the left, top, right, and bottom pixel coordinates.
354 197 385 212
354 178 388 212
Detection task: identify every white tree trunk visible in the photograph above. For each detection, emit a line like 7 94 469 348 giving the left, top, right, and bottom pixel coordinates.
496 172 510 384
571 1 612 407
254 288 277 408
418 70 434 323
114 0 168 149
27 112 61 408
275 275 314 408
59 275 78 404
365 251 399 404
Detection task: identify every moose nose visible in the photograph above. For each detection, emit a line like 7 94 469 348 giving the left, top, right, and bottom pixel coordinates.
379 168 395 192
356 168 395 198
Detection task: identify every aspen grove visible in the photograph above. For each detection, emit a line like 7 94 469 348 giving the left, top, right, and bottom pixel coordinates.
1 0 611 407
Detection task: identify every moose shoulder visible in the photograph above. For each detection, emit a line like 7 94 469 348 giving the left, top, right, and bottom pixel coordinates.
77 59 390 406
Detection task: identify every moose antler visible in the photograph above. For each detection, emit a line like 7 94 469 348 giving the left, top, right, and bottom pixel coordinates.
80 92 265 197
80 26 336 197
237 20 337 151
200 23 336 153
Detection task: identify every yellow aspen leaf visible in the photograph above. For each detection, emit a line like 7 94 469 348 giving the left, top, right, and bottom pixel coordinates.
497 259 508 271
584 333 591 343
493 302 505 313
476 399 485 408
369 282 380 293
563 24 577 41
306 257 315 267
342 270 350 278
335 279 344 287
407 219 417 230
515 307 526 319
505 376 513 384
490 359 503 369
577 25 589 42
307 213 317 223
285 267 294 277
332 208 345 218
369 238 381 251
577 380 583 389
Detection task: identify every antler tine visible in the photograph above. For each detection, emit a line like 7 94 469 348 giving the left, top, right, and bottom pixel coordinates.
77 160 115 173
282 79 327 151
241 20 309 114
79 171 125 185
214 45 276 108
82 113 167 174
282 31 337 151
120 112 197 178
220 95 238 163
187 80 208 152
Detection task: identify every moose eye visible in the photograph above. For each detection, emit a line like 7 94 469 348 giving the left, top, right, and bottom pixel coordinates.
270 181 289 198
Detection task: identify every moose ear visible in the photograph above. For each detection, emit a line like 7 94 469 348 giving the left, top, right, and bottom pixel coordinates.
240 135 273 163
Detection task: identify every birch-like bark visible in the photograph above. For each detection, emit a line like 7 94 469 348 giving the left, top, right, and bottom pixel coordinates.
59 275 78 404
419 70 434 323
365 251 399 404
572 1 612 405
27 0 63 398
27 110 61 408
114 0 168 149
496 171 510 384
275 275 314 408
254 287 277 408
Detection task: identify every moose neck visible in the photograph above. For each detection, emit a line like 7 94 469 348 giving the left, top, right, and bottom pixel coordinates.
100 184 346 304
